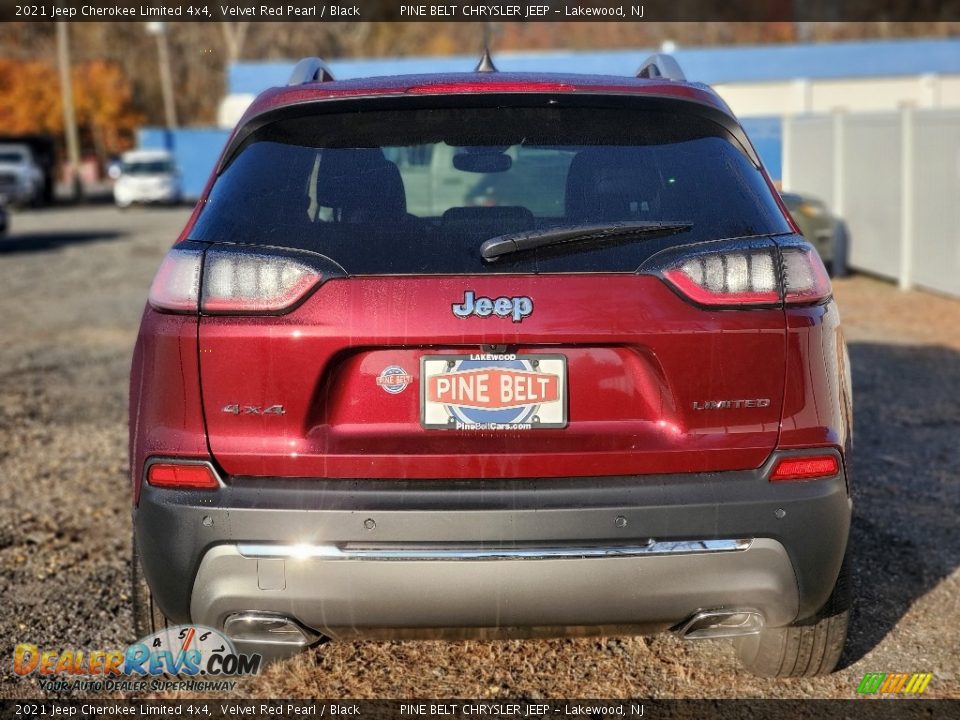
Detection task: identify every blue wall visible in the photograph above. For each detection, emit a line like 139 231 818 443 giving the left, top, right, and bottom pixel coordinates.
740 117 782 180
137 127 229 200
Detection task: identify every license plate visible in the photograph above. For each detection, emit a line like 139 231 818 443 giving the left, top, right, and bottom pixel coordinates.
420 353 567 430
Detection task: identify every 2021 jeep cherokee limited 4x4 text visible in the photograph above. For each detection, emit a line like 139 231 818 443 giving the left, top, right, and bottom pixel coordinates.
130 56 853 677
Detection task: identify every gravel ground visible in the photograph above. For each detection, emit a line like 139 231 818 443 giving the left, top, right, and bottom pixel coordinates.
1 206 958 700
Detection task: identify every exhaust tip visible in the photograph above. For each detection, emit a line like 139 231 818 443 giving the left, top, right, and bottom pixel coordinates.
677 608 764 640
223 612 321 648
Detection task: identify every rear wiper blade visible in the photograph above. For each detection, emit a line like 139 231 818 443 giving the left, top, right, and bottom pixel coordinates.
480 221 694 261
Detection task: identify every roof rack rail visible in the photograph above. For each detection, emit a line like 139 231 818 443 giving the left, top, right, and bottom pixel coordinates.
636 53 686 82
288 57 335 86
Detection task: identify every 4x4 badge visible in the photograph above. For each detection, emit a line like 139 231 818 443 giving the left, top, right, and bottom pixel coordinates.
452 290 533 323
222 404 285 416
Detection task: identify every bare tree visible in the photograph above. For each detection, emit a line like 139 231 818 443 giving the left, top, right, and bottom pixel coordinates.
221 22 250 62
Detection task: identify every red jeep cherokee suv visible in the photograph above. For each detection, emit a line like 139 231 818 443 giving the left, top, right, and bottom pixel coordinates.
130 56 852 677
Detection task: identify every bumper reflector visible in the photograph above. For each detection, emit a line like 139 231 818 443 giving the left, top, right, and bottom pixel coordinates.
770 455 840 481
148 463 219 489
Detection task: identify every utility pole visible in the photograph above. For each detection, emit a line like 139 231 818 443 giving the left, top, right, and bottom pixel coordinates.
147 22 178 129
56 21 83 201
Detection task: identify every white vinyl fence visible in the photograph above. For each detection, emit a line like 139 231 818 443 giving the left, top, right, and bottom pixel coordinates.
783 108 960 298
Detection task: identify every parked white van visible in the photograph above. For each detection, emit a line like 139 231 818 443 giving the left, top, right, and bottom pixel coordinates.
113 150 180 208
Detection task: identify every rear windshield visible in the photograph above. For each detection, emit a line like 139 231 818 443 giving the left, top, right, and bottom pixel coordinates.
191 106 790 274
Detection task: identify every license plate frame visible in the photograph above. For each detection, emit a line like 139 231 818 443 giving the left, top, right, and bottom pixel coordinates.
420 353 568 431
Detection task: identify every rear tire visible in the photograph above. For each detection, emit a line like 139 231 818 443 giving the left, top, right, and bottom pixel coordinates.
131 530 170 638
735 552 850 677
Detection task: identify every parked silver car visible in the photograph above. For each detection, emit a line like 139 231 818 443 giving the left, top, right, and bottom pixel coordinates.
0 143 44 207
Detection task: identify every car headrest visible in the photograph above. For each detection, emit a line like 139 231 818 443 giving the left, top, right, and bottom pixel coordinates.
313 149 407 221
565 148 662 221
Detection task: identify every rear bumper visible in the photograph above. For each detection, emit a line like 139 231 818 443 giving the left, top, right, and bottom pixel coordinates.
193 538 797 644
134 451 850 642
114 185 179 205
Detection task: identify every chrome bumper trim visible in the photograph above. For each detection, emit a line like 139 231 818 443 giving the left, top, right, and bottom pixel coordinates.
236 538 752 561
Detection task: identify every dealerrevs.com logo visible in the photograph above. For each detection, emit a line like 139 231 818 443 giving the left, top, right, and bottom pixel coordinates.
13 625 260 693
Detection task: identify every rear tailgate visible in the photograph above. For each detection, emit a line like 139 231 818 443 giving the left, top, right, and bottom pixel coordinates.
191 95 794 479
198 273 785 479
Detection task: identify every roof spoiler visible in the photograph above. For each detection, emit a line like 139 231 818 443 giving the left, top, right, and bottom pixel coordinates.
636 53 686 82
288 57 335 85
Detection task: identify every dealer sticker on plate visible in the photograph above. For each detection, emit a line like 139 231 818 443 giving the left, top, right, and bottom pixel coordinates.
420 353 567 430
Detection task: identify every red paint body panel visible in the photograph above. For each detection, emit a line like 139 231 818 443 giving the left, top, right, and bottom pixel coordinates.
197 275 787 479
129 309 208 503
779 301 851 453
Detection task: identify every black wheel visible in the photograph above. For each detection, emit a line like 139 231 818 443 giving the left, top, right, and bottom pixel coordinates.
735 551 850 677
131 530 170 638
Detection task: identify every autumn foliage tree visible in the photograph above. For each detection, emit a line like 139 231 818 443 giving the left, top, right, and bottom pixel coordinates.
0 57 143 163
73 60 144 160
0 59 64 136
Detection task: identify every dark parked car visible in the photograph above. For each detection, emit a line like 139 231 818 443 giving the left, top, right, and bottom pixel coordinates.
780 191 848 276
130 55 853 677
0 196 8 235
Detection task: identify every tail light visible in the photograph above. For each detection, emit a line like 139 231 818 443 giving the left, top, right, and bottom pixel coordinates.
797 200 826 218
663 249 779 306
659 243 831 307
769 454 840 481
201 249 321 313
781 246 832 304
147 462 219 489
148 247 202 312
147 246 325 315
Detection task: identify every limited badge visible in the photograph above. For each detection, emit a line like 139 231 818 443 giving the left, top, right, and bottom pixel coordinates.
377 366 413 394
